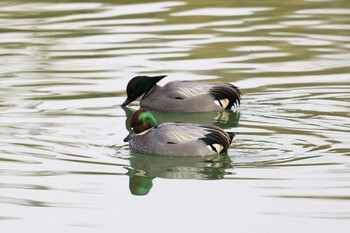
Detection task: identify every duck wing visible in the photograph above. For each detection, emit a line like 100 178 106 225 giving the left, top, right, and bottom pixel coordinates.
163 81 241 109
155 123 234 153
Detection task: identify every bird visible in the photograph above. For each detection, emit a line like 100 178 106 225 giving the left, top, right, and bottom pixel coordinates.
124 108 235 156
121 75 241 112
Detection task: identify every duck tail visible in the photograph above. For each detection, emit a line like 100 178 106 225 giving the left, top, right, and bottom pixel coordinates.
227 132 235 143
200 126 234 154
210 83 242 109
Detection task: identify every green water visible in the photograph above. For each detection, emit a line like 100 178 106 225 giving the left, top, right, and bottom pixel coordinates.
0 0 349 232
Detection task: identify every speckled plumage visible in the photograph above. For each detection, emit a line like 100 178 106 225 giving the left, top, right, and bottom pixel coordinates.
124 109 235 156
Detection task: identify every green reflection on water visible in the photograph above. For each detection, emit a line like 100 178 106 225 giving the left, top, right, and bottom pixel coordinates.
126 153 232 195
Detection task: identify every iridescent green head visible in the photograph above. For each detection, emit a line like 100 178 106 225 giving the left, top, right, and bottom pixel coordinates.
131 108 158 133
121 75 166 107
123 108 158 142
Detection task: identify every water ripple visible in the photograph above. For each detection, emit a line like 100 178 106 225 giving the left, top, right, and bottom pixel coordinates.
0 0 349 229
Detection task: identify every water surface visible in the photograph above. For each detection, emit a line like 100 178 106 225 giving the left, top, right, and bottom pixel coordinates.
0 0 349 232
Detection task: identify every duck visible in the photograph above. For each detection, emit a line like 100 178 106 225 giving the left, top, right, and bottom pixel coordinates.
124 108 235 156
121 75 242 112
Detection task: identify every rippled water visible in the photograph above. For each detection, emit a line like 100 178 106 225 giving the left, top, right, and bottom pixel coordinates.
1 0 349 232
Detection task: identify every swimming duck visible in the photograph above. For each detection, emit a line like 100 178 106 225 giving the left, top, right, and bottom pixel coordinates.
124 108 235 156
121 75 242 112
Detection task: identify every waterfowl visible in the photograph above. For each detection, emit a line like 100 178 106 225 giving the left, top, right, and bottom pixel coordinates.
121 75 242 112
124 108 235 156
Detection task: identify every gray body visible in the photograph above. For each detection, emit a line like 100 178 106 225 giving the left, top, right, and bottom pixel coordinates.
141 81 240 112
128 123 233 156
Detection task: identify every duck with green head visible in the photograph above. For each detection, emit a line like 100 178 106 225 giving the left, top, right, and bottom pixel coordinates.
124 108 235 156
121 75 242 112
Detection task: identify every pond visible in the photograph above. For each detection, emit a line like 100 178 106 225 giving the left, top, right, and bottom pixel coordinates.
0 0 349 232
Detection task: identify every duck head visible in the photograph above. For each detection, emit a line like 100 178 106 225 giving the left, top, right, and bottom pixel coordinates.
121 75 166 107
123 108 158 142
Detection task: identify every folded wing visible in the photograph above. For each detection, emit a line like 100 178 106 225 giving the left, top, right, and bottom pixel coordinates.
163 81 241 109
155 123 234 153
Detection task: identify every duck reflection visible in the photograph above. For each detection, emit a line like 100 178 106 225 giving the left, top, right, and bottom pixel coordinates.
126 153 232 196
122 106 240 131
